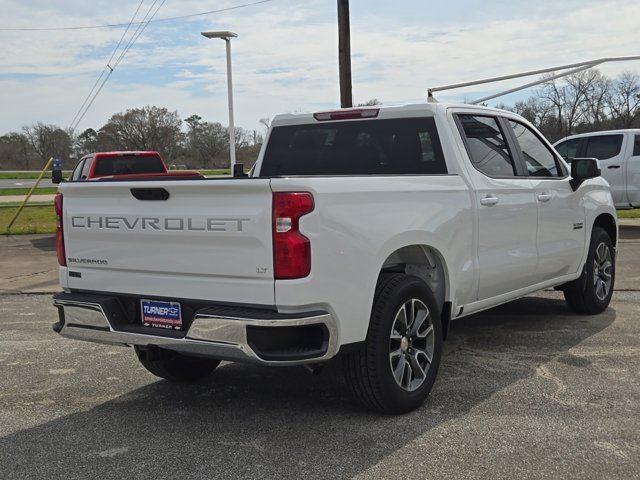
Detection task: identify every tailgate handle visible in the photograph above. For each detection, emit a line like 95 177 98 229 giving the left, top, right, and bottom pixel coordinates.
130 188 170 201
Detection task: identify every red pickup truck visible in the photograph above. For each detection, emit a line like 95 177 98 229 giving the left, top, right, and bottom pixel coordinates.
68 151 202 181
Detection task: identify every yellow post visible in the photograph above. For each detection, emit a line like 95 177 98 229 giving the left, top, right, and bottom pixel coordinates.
5 157 54 232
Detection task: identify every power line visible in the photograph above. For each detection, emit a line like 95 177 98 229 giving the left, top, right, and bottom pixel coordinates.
106 0 146 67
68 0 145 129
113 0 163 69
69 0 167 131
0 0 274 32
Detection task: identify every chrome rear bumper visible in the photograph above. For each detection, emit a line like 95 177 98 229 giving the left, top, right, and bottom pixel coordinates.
53 293 339 366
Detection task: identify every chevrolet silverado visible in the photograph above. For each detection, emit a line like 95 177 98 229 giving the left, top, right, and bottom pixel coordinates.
52 103 617 413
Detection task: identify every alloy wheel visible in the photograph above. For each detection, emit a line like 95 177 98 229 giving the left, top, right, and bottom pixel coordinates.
388 298 435 392
593 242 613 301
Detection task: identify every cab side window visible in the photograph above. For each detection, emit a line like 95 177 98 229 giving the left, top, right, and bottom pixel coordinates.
457 115 517 177
71 159 85 181
80 156 93 179
555 138 580 162
584 135 623 160
509 120 564 177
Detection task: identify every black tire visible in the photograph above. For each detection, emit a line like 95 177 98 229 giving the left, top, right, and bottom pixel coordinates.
563 226 615 314
134 346 220 382
343 274 443 414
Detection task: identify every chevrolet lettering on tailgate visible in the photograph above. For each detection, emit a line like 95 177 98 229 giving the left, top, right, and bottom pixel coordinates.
70 216 250 232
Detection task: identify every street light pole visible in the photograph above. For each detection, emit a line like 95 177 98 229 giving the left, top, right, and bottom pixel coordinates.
201 30 238 173
223 37 236 171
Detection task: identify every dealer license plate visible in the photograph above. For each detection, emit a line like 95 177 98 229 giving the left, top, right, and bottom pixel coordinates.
140 299 183 330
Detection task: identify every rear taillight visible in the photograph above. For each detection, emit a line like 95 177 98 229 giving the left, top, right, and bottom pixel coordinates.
54 193 66 266
272 192 314 279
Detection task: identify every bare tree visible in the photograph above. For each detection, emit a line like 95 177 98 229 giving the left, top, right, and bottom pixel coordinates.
0 132 36 169
538 69 606 137
510 98 553 129
22 122 74 167
357 98 382 106
607 71 640 128
583 70 610 128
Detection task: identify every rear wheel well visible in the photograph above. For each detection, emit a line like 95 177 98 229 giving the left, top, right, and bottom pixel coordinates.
380 245 448 309
379 245 450 338
594 213 617 246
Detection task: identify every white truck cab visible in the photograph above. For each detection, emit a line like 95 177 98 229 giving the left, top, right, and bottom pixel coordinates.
52 103 617 413
554 130 640 209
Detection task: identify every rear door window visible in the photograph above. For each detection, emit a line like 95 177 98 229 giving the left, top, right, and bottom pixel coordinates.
260 118 447 176
585 135 623 160
634 135 640 156
457 114 517 177
93 154 165 177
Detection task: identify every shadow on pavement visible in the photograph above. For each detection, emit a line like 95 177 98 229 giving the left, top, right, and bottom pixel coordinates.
29 235 55 252
0 296 616 479
619 224 640 241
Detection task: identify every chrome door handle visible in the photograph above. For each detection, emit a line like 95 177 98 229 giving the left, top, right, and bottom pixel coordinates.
537 193 551 203
480 195 499 206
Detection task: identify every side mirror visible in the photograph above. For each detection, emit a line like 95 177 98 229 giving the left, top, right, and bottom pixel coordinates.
570 157 600 191
233 163 247 178
51 158 63 184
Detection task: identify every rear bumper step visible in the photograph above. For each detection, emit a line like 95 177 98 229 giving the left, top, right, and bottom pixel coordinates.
52 292 339 365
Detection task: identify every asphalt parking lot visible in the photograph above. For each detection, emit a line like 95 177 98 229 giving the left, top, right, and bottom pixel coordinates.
1 225 639 479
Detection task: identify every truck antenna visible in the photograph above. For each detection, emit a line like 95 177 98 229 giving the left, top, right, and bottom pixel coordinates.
427 55 640 104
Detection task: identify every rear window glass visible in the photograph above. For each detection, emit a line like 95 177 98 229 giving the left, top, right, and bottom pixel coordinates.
585 135 623 160
93 154 165 177
260 118 447 176
634 135 640 156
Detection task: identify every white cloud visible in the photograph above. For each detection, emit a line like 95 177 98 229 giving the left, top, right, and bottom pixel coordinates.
0 0 639 134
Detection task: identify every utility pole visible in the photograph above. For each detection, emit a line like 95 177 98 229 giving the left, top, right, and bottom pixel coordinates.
337 0 353 108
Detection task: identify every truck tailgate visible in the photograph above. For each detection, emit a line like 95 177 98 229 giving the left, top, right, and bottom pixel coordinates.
59 179 275 305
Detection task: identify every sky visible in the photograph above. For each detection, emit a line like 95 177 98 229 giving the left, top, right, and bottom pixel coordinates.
1 0 639 135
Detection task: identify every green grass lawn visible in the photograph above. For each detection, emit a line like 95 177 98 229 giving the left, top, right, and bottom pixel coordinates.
617 208 640 219
1 204 56 234
199 168 230 176
0 187 58 196
0 171 70 180
1 169 225 180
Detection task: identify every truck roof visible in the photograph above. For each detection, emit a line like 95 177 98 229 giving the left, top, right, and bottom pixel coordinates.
270 102 512 127
554 129 640 144
90 151 162 157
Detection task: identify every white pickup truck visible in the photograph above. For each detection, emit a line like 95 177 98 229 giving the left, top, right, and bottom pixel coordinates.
52 103 617 413
554 129 640 209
